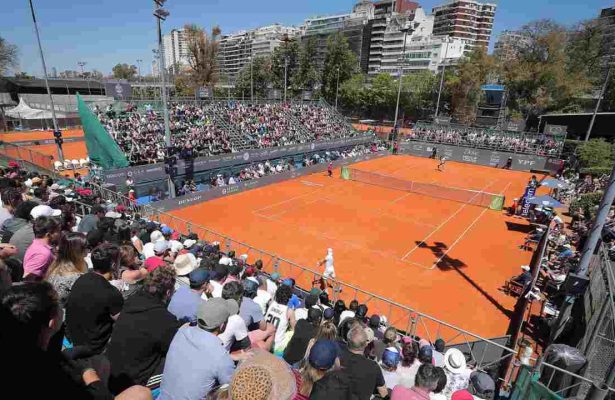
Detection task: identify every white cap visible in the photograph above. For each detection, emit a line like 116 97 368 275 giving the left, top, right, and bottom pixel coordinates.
183 239 197 249
105 211 122 219
150 230 164 243
154 240 169 254
521 265 530 271
31 205 61 219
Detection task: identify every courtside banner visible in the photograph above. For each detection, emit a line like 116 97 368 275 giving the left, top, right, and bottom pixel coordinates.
151 151 388 212
102 135 375 185
398 141 558 172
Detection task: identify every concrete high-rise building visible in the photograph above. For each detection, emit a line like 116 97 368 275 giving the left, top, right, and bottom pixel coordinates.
599 7 615 68
432 0 496 52
162 29 190 74
218 24 300 83
493 30 530 61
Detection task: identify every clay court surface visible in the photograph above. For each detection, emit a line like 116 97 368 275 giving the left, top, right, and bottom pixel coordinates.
170 155 546 339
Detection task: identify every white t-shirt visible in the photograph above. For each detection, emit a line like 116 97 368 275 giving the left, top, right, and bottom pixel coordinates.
218 314 248 351
254 289 272 314
210 280 224 298
266 279 278 297
265 301 290 349
324 254 335 278
294 308 308 321
142 242 155 259
339 310 355 323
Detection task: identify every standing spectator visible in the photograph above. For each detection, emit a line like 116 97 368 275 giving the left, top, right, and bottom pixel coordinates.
433 339 446 367
284 307 323 366
266 271 280 297
392 364 440 399
339 323 388 399
77 205 105 234
107 267 180 394
430 367 448 400
45 232 88 306
23 216 61 281
65 243 124 354
168 267 211 324
443 348 473 397
158 298 238 400
265 283 297 355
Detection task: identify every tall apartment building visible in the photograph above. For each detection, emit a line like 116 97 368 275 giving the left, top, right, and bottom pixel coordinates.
493 30 530 61
162 29 190 74
301 1 374 73
432 0 496 52
217 24 300 83
599 7 615 67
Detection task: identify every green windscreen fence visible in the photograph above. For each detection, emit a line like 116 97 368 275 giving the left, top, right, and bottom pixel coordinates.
341 167 505 211
77 94 129 170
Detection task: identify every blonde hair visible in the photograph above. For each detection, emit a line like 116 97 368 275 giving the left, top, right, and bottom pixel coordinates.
299 363 328 397
315 321 337 341
45 232 87 278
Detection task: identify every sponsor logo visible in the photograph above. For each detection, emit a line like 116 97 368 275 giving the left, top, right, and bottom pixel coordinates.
517 159 536 166
178 195 203 206
243 152 250 161
462 155 478 163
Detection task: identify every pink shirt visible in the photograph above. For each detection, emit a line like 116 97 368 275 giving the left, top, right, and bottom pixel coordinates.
23 239 54 278
391 385 432 400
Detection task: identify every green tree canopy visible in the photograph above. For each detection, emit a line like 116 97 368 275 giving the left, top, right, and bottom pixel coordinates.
321 33 359 103
294 37 320 92
233 56 273 99
271 38 300 94
184 24 221 90
112 63 137 80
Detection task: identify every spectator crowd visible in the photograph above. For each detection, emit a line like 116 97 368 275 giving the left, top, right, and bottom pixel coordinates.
0 160 499 400
406 124 564 156
95 101 359 166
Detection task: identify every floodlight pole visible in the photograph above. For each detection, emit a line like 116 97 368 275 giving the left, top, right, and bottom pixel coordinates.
435 37 451 118
393 25 413 129
585 64 612 142
28 0 64 162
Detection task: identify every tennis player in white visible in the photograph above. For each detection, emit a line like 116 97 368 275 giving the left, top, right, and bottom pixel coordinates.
313 248 337 291
437 155 447 171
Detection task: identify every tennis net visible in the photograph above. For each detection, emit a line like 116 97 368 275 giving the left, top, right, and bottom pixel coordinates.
341 167 505 210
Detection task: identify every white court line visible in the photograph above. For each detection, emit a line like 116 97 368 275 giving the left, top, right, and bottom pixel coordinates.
400 179 497 261
427 181 513 270
301 180 324 187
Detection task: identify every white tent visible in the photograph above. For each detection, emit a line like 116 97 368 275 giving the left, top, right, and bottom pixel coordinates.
5 97 69 120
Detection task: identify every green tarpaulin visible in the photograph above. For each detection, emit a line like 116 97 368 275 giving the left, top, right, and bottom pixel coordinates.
77 94 129 170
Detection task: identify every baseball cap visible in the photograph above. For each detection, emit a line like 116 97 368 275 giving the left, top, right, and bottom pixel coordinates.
309 287 322 296
197 298 239 330
161 226 173 235
183 239 197 249
213 264 229 280
150 230 164 243
369 314 381 327
243 279 259 296
189 268 211 287
469 372 495 395
308 339 339 370
8 161 19 168
382 347 401 368
154 240 169 254
323 308 335 320
115 205 126 213
451 390 474 400
243 266 256 277
270 272 280 281
282 278 294 287
30 205 61 219
307 307 323 322
419 345 433 360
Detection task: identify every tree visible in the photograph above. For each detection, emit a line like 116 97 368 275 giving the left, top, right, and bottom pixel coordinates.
184 24 221 91
339 73 367 115
321 33 359 103
0 36 18 75
271 37 300 95
577 138 613 170
233 56 273 99
401 70 438 120
294 37 320 92
112 63 137 80
446 48 499 124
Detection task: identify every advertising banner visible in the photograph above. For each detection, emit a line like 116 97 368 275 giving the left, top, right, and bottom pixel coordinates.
152 151 388 212
521 185 537 217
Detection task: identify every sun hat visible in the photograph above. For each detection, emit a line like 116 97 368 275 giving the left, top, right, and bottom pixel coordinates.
197 298 238 330
230 349 296 400
30 205 61 219
183 239 197 249
308 339 339 370
174 253 198 276
444 348 467 374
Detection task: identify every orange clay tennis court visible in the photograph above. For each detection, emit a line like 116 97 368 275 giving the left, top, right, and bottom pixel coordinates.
169 155 547 339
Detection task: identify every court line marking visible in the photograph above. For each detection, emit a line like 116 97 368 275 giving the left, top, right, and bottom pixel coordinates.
400 179 497 261
252 200 435 270
427 181 513 270
301 180 324 187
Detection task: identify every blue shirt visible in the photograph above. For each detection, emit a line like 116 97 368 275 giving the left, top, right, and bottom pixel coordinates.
239 296 263 330
167 286 202 324
287 294 301 309
558 248 573 259
159 325 235 400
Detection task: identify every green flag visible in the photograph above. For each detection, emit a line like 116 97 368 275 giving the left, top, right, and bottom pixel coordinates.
77 94 129 169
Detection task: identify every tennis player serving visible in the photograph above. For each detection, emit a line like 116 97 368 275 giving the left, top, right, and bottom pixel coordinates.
437 155 447 171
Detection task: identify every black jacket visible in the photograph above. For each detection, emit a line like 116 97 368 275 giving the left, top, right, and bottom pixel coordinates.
106 291 180 393
310 370 357 400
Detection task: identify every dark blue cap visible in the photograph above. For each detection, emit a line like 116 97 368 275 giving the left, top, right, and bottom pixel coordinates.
419 345 433 360
189 268 211 286
309 339 339 370
382 347 401 367
323 308 335 320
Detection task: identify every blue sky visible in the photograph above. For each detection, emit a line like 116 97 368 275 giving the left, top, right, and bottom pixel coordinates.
2 0 613 76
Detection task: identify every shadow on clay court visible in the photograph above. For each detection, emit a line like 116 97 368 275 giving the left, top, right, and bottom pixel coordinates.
505 221 534 234
415 241 513 319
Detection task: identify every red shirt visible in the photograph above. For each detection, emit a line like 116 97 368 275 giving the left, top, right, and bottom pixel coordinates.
144 256 166 272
